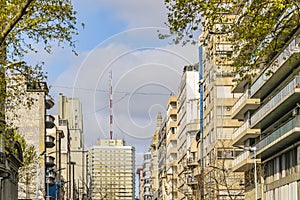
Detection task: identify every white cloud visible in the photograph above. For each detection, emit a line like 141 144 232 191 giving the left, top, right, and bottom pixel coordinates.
52 29 199 156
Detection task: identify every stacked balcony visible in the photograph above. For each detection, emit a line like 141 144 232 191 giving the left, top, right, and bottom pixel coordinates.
45 135 55 148
232 151 260 172
232 120 260 146
255 115 300 158
45 96 57 199
186 176 197 186
232 90 260 120
251 76 300 128
187 155 198 168
250 38 300 98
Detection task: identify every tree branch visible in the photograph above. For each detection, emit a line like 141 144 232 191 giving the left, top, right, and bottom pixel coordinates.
0 0 34 47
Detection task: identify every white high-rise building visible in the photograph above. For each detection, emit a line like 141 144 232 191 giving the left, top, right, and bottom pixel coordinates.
87 139 135 200
176 64 200 200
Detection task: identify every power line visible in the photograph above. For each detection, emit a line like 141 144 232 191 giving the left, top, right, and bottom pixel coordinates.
51 85 173 96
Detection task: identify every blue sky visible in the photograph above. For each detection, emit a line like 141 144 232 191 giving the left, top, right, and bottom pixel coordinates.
35 0 199 168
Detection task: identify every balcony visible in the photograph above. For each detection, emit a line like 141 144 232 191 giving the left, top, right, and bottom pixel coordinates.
45 97 54 110
232 120 260 146
250 38 300 98
232 90 260 120
45 115 55 129
168 146 177 154
187 176 197 186
167 109 177 119
232 151 260 172
256 115 300 158
45 135 55 148
187 156 198 168
45 156 55 167
251 77 300 128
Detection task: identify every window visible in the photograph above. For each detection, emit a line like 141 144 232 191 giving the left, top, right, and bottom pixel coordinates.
216 86 233 98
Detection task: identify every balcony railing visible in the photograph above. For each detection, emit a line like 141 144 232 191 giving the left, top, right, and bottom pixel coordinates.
256 116 300 151
250 38 300 96
232 151 250 168
251 76 300 126
187 156 198 166
232 120 250 141
232 90 249 113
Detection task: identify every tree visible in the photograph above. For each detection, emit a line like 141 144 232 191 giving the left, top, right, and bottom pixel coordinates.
0 0 80 131
0 1 80 198
162 0 300 81
13 132 37 198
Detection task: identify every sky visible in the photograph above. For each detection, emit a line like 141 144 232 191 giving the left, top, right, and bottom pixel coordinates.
32 0 199 168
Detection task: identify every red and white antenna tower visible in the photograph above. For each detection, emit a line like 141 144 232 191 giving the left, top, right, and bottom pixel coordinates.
109 70 113 139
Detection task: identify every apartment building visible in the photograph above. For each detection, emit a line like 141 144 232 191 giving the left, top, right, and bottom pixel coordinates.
142 152 152 200
198 12 244 199
165 96 178 200
176 64 200 200
87 139 135 200
231 14 300 200
150 112 161 200
136 167 144 200
58 93 85 197
158 117 167 200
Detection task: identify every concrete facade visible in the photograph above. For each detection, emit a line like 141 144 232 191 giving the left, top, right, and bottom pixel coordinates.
231 20 300 200
176 64 200 200
87 139 135 200
58 93 85 198
150 113 161 199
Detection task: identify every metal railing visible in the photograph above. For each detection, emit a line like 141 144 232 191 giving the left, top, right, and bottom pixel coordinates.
232 151 250 168
251 76 300 126
256 116 300 151
232 90 249 114
232 120 250 141
251 38 300 96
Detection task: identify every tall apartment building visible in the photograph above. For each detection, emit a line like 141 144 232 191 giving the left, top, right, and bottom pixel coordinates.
176 64 200 200
157 117 167 200
58 93 85 197
150 113 161 200
141 152 151 200
136 167 144 200
231 12 300 200
198 12 244 199
87 139 135 200
165 96 178 200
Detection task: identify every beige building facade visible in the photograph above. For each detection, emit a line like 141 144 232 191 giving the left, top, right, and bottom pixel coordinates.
58 93 85 198
87 139 135 200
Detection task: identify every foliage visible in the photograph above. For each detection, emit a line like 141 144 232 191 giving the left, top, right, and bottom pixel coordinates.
0 0 80 127
14 132 38 197
162 0 300 81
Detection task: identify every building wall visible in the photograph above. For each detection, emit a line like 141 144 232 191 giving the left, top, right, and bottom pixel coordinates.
88 139 135 200
150 113 161 199
176 65 200 200
165 96 178 200
142 152 151 200
229 3 300 199
6 81 47 199
58 93 85 198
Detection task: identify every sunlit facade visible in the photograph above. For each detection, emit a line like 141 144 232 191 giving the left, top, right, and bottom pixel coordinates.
87 139 135 200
